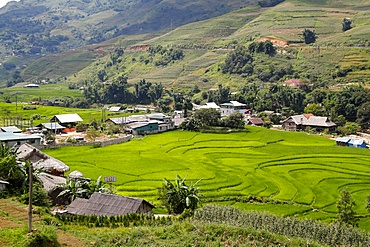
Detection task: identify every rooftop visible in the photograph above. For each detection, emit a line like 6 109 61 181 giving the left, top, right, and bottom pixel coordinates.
1 126 22 133
17 143 70 173
66 192 154 216
51 114 83 124
0 132 42 142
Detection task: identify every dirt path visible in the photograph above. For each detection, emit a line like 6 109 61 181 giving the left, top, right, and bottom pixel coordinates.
57 229 89 247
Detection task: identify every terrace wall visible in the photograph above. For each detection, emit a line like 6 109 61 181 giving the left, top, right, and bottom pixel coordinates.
39 135 133 149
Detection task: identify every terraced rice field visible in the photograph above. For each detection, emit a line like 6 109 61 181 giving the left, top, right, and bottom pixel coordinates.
44 127 370 228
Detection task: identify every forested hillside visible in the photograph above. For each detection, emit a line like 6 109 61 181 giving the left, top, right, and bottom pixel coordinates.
1 0 370 130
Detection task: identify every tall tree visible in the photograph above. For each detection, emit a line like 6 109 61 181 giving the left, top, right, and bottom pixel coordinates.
194 108 221 127
337 188 358 227
302 29 317 44
342 18 353 32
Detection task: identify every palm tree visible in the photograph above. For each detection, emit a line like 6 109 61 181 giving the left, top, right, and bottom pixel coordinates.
159 175 202 214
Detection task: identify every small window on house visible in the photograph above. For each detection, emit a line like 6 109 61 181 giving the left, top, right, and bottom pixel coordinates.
17 141 21 145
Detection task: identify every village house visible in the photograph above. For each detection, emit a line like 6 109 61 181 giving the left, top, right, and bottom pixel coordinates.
17 143 70 204
17 143 69 176
246 117 264 126
106 113 174 134
0 126 22 133
283 79 308 89
126 121 159 135
108 106 124 112
195 102 220 111
66 192 154 216
335 137 351 146
0 132 42 146
147 113 174 132
281 114 336 132
50 113 83 129
37 122 65 134
24 83 39 88
220 101 247 117
348 139 367 148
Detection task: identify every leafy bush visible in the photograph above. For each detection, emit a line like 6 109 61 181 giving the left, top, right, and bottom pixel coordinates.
24 226 59 247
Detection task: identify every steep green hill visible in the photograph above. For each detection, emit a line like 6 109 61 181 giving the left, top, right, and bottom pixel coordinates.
56 0 370 93
0 0 258 84
3 0 370 93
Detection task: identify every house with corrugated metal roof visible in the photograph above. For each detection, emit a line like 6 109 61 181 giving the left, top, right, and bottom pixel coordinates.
1 126 22 133
126 121 159 135
348 139 367 148
281 114 336 132
0 132 42 146
147 113 174 132
37 122 66 134
108 106 124 112
50 114 83 128
335 137 351 146
66 192 154 216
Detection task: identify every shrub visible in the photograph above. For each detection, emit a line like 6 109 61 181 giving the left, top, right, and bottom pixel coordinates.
24 226 59 247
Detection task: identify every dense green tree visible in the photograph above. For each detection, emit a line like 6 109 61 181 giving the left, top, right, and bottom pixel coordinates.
135 79 152 104
194 108 221 127
97 69 107 82
337 122 360 135
221 45 254 75
304 103 325 116
302 29 317 44
2 62 16 70
356 102 370 130
342 18 353 32
179 118 202 131
258 0 285 7
221 112 245 129
337 188 358 227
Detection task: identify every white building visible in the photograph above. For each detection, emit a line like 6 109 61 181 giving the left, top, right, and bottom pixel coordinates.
220 101 247 116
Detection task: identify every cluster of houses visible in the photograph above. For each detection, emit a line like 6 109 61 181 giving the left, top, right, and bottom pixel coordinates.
0 112 177 146
106 112 175 135
194 101 340 133
335 137 368 148
193 101 265 126
0 113 85 147
0 102 363 148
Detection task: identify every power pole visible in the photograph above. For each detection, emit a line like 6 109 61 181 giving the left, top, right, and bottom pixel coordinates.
28 157 34 233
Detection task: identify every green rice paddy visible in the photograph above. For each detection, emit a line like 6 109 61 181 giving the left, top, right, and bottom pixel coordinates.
44 127 370 229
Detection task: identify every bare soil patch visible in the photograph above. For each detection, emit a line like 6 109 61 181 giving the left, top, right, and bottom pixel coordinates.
57 229 89 247
257 36 290 46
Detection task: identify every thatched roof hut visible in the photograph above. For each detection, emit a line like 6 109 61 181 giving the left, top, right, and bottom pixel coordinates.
17 143 69 176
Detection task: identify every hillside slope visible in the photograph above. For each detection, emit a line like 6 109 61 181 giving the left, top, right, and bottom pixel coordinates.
57 0 370 92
